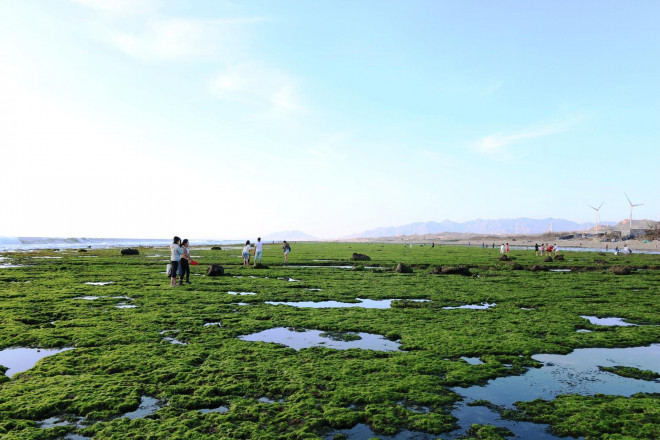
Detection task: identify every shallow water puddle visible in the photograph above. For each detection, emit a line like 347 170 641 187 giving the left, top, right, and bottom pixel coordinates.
323 423 434 440
455 344 660 408
199 405 229 414
239 327 401 351
115 303 138 309
75 296 105 300
443 303 495 310
265 298 428 309
0 347 74 377
580 316 637 326
228 291 257 295
204 322 222 327
122 396 161 419
461 357 484 365
84 281 113 285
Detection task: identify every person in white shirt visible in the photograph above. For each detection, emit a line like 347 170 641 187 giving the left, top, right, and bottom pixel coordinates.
254 237 263 266
242 240 251 266
169 236 183 287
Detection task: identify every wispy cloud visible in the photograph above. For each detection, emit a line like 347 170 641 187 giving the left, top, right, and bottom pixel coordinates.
476 117 583 154
71 0 158 16
307 133 351 162
209 63 303 116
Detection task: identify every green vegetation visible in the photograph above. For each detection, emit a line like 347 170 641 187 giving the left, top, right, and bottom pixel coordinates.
0 242 658 439
599 366 660 382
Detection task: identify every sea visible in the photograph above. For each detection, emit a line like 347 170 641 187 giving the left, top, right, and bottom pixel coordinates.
0 236 241 252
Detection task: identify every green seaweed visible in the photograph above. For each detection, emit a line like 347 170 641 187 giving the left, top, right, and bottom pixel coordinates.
0 243 658 439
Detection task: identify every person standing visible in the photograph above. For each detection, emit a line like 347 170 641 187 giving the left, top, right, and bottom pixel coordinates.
254 237 263 266
282 240 291 263
500 244 505 254
553 243 558 257
169 236 183 287
535 243 539 256
540 243 545 255
505 243 510 253
242 240 251 266
179 239 191 285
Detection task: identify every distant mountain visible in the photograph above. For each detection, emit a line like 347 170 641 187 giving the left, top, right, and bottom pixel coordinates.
262 230 317 241
351 218 618 238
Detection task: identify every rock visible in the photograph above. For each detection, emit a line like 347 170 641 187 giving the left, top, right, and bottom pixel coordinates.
395 263 413 273
78 249 87 253
211 246 222 250
352 253 371 261
121 248 139 255
543 256 553 263
498 255 509 261
610 266 632 275
529 265 549 272
206 264 225 276
430 265 471 276
554 254 565 261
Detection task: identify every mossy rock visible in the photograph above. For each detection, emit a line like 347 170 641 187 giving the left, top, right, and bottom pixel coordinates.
498 255 509 261
78 249 88 252
121 248 139 256
395 262 413 273
554 254 565 261
206 264 225 276
610 265 632 275
211 246 222 250
529 264 549 272
543 256 553 263
430 265 471 276
352 253 371 261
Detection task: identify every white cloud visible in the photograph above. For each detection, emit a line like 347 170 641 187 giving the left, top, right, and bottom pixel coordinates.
209 63 303 116
71 0 158 16
476 117 582 153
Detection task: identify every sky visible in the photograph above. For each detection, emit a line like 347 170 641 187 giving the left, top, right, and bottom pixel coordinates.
1 0 658 240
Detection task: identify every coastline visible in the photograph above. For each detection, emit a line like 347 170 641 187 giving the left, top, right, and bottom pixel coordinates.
344 232 660 253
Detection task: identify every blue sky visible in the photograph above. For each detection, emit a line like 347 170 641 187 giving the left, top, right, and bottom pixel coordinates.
1 0 658 239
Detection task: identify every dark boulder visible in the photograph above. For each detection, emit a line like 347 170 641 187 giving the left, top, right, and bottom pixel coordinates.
206 264 225 276
543 256 553 263
395 263 413 273
529 264 549 272
352 253 371 261
430 265 471 276
610 266 632 275
121 248 139 255
211 246 222 250
498 255 509 261
554 254 565 261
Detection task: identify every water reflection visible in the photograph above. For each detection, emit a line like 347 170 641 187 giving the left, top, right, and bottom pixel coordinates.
239 327 401 351
122 396 161 419
265 298 428 309
443 303 495 310
455 344 660 407
580 316 637 326
0 347 74 377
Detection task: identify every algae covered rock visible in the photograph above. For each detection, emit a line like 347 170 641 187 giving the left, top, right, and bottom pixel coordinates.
554 254 565 261
529 264 549 272
610 265 632 275
498 255 509 261
430 265 471 276
211 246 222 250
206 264 225 276
352 253 371 261
543 256 553 263
395 262 413 273
121 248 139 255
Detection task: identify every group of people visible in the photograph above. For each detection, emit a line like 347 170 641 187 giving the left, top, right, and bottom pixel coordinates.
242 238 291 266
534 243 559 257
169 236 192 287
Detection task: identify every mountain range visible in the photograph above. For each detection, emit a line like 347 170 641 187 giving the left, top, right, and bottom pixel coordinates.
348 218 617 238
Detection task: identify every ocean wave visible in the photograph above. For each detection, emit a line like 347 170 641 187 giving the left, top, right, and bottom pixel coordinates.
0 237 240 251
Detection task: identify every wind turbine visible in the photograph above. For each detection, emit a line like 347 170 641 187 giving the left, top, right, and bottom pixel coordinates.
588 201 605 229
625 193 643 231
